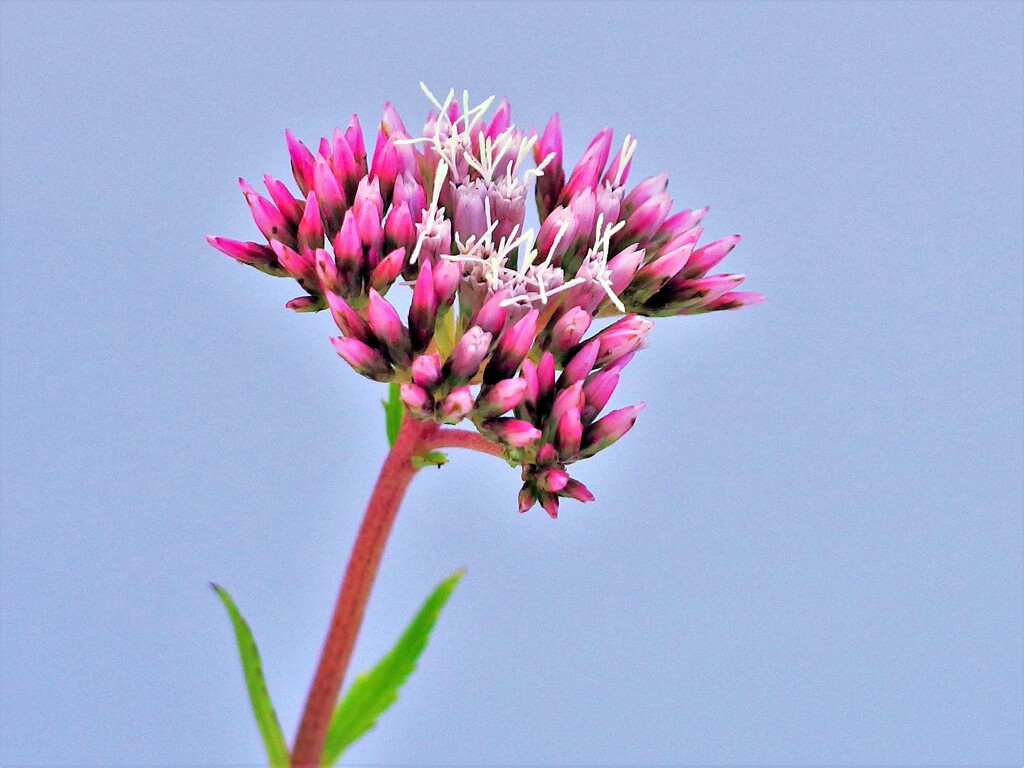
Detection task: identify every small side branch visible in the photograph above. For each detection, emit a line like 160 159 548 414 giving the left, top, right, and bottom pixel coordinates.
427 428 506 459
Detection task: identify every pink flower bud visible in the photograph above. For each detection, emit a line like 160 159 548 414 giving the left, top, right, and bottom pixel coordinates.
554 407 583 457
242 185 295 249
354 197 385 263
534 113 562 166
484 309 538 384
533 112 564 219
325 290 374 346
263 174 304 227
439 386 474 424
381 101 407 136
344 114 367 172
592 315 653 368
476 378 528 419
432 258 462 308
485 418 542 448
370 247 406 295
549 382 585 435
330 127 360 201
206 236 284 274
606 243 646 295
561 478 595 503
487 97 511 139
559 340 600 388
567 188 597 253
536 351 556 405
409 259 438 352
559 154 601 206
537 467 570 493
655 207 708 243
411 352 443 390
330 336 392 382
384 203 416 252
581 367 620 424
354 174 384 215
628 243 693 303
297 191 325 253
548 307 593 361
536 206 577 267
270 240 316 285
621 172 668 219
682 235 742 279
332 211 363 294
369 136 400 203
367 289 411 366
518 484 537 514
700 291 765 313
285 295 321 313
399 382 432 420
445 326 493 385
559 127 612 203
617 192 672 246
285 129 315 196
470 289 509 337
579 402 646 458
313 157 346 237
518 359 539 416
536 443 558 466
689 274 747 305
315 247 340 293
672 225 705 251
539 491 560 519
658 227 703 258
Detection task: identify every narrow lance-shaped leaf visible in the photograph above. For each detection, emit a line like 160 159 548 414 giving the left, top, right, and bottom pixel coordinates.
382 381 403 445
211 584 289 768
321 570 463 766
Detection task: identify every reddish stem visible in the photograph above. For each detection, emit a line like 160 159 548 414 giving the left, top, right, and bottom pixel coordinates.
427 427 506 458
289 419 505 766
291 414 436 766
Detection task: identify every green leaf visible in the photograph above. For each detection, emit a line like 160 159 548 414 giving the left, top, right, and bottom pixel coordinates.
382 382 403 446
321 570 463 765
212 584 290 768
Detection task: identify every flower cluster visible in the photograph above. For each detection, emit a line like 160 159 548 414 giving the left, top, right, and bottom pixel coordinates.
209 85 761 517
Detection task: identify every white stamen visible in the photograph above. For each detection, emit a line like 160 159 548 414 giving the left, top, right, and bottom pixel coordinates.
419 82 446 111
524 151 556 183
580 214 628 312
613 135 638 188
409 160 450 265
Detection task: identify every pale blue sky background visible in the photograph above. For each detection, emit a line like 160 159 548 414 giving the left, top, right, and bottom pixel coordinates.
2 1 1022 765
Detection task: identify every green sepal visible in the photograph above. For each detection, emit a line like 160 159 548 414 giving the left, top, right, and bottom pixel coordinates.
382 382 403 446
211 584 289 768
412 450 448 469
321 570 464 765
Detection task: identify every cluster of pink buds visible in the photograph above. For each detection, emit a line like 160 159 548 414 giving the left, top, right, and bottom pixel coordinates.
209 85 761 517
